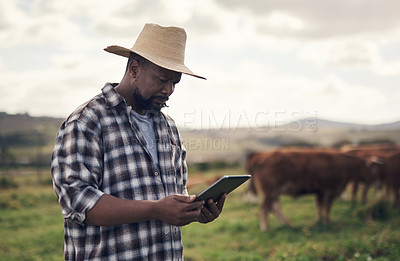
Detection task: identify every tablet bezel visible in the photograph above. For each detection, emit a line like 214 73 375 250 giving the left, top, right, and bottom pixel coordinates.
195 175 251 202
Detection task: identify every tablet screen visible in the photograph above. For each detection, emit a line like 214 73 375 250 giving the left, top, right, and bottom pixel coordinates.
195 175 251 202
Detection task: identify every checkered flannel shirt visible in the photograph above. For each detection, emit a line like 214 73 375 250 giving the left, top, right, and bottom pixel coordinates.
51 83 188 261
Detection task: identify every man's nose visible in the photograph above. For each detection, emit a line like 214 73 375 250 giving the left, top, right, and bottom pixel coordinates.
162 82 175 95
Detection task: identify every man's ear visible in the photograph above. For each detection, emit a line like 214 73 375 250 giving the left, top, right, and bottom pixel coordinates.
127 59 139 78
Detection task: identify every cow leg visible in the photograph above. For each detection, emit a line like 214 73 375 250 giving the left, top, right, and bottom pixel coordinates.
316 192 333 225
315 194 324 223
361 184 369 205
351 182 359 205
259 196 273 231
272 200 292 226
323 195 335 225
324 188 344 226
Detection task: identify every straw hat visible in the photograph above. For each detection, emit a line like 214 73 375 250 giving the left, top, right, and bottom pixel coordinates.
104 23 205 80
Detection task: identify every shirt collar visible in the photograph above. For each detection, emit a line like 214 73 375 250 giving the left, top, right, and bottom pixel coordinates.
101 83 163 119
102 83 125 109
101 83 175 144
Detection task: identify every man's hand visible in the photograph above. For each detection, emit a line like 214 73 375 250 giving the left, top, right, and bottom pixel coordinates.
197 194 226 224
156 194 204 226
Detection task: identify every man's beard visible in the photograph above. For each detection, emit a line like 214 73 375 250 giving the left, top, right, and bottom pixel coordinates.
133 89 169 111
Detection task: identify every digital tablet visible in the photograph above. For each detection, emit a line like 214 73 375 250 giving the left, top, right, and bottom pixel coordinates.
195 175 251 202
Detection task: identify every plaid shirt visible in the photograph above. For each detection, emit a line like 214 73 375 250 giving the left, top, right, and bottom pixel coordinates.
51 83 188 261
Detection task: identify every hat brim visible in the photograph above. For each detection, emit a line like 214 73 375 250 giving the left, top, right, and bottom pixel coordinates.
104 45 206 80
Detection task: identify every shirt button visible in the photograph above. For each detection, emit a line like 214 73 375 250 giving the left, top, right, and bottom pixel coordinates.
154 171 159 176
164 229 169 234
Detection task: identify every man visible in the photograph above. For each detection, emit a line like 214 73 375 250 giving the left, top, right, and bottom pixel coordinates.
51 23 225 261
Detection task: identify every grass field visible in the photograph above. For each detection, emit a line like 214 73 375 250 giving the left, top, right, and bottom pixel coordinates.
1 167 400 261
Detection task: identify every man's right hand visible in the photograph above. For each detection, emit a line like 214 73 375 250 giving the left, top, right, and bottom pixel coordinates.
156 194 204 226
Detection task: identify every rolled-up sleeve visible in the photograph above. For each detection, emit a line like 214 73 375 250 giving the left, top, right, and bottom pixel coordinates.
181 142 188 195
51 119 104 225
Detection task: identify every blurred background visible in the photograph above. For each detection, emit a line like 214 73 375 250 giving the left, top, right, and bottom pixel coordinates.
2 0 400 126
1 0 400 260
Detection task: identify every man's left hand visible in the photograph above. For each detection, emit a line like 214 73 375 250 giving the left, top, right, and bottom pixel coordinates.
197 194 226 224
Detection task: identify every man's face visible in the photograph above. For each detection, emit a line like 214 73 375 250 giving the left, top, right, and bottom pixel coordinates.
133 62 182 112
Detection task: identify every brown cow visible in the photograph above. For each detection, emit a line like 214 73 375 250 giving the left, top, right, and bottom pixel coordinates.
247 150 373 231
243 148 340 204
342 146 400 204
384 152 400 207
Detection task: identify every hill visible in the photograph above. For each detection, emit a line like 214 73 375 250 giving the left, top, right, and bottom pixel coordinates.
0 112 64 134
1 112 400 165
287 118 400 131
180 117 400 163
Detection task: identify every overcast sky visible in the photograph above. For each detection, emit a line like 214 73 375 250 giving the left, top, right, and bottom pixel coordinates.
1 0 400 129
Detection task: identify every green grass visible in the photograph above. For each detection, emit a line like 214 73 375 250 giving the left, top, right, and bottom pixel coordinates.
183 187 400 261
1 167 400 261
0 179 64 261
